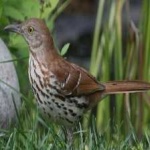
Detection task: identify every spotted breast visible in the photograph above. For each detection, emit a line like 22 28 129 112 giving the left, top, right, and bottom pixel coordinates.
29 55 89 126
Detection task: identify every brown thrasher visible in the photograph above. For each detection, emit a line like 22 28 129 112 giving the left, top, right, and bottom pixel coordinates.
4 18 150 144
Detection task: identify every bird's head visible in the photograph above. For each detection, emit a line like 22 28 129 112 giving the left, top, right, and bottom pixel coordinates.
4 18 53 50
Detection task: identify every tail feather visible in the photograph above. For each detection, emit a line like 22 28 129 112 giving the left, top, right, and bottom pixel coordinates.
103 81 150 94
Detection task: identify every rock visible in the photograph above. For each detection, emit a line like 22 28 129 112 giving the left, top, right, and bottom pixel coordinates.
0 39 21 128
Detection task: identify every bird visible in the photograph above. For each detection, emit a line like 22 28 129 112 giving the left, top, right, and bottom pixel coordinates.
4 18 150 145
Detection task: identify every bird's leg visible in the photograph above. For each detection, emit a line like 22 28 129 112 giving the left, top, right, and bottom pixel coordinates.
65 127 74 149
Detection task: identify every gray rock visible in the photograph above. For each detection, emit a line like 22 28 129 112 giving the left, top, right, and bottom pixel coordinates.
0 39 20 128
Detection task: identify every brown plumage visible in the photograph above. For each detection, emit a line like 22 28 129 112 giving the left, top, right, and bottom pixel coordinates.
4 18 150 144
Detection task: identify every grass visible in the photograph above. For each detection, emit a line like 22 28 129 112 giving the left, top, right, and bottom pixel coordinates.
1 114 150 149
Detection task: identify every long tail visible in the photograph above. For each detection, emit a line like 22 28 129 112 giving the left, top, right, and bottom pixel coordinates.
103 81 150 94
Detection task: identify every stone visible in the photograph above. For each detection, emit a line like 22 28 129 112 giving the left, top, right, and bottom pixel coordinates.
0 39 21 128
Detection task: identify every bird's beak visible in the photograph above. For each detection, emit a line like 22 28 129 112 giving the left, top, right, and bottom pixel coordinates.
4 24 22 34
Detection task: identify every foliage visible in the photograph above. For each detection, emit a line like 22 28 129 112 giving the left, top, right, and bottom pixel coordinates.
60 43 70 56
1 115 150 149
87 0 150 142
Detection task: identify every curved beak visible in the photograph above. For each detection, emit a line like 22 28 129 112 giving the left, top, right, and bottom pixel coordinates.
4 24 22 34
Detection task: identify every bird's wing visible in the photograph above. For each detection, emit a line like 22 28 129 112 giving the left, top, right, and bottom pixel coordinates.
50 59 105 96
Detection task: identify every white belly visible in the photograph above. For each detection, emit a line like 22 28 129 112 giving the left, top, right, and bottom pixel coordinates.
28 57 88 126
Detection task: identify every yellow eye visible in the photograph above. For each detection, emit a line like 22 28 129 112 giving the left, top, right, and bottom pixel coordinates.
28 26 34 34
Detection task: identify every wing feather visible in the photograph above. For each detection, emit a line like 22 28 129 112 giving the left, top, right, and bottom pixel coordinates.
49 58 105 96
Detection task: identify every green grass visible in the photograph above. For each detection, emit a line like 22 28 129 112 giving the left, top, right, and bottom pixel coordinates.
1 113 150 149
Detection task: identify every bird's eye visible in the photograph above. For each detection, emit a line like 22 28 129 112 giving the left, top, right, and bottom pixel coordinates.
28 26 34 34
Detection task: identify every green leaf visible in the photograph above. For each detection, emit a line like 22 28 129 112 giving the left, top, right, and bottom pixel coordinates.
9 34 29 57
0 0 3 18
40 0 59 19
4 6 24 20
20 0 40 18
60 43 70 56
